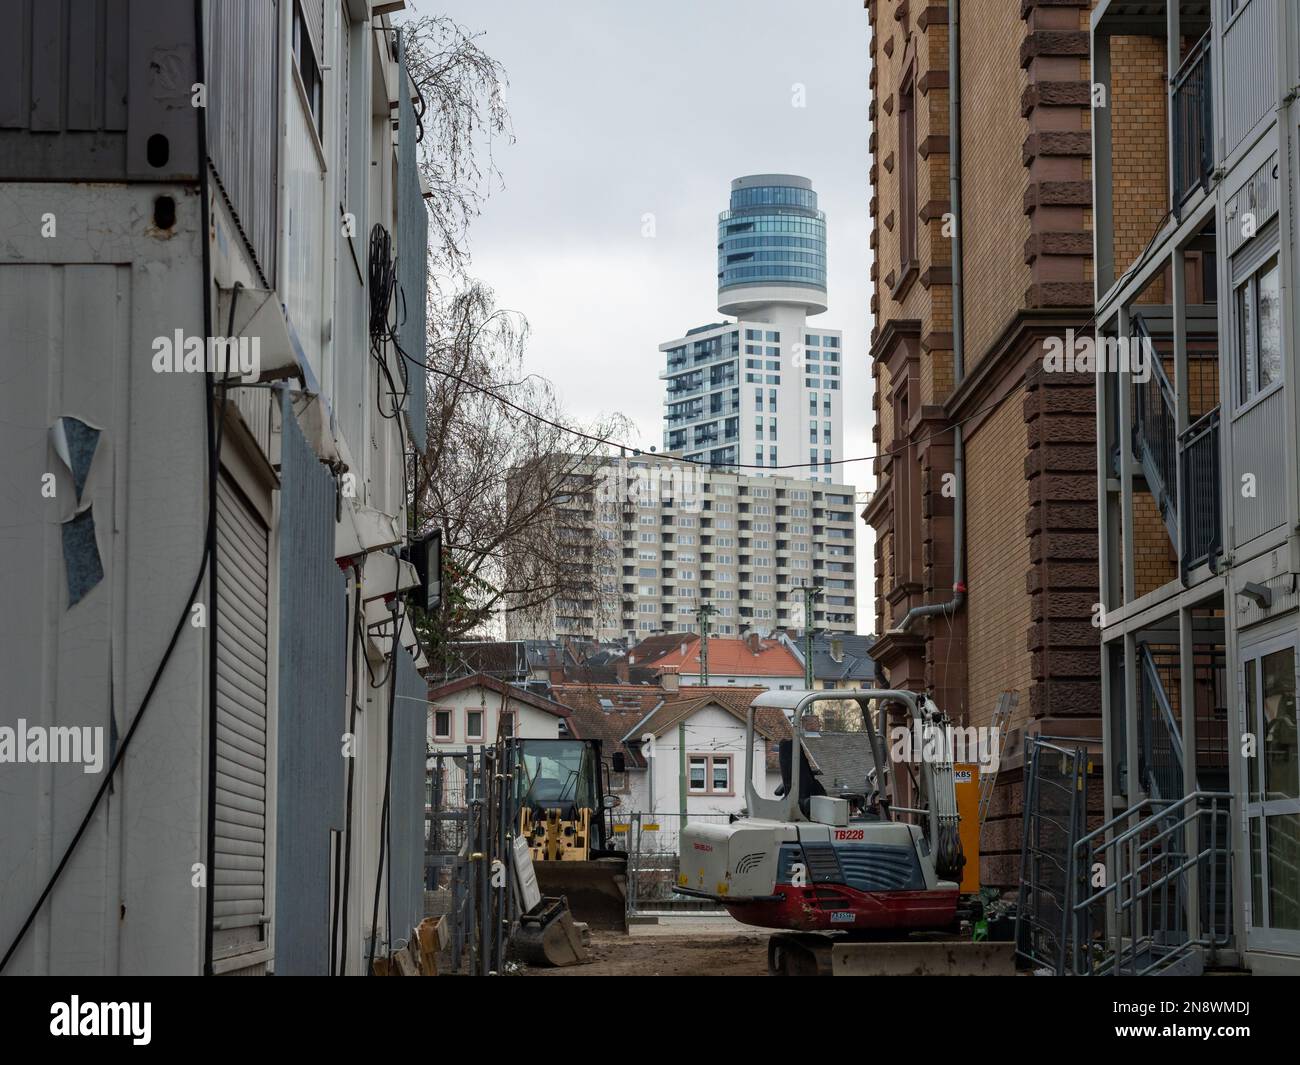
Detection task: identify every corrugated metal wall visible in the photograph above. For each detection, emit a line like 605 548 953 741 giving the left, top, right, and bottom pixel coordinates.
1221 0 1276 157
274 390 347 974
389 646 428 942
205 0 280 285
0 0 199 180
396 39 429 453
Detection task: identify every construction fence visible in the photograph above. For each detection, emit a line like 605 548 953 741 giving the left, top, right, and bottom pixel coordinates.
612 812 731 916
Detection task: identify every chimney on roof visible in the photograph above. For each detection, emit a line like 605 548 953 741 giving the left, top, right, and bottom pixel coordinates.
747 631 760 655
830 637 843 663
629 654 636 665
661 666 680 693
680 641 688 657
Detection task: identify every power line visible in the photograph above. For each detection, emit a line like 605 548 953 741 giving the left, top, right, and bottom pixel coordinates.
403 345 1021 474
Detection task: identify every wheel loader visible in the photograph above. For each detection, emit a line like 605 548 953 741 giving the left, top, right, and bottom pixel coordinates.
514 738 628 932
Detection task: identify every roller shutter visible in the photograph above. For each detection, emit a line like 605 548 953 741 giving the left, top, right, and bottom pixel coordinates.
214 472 270 959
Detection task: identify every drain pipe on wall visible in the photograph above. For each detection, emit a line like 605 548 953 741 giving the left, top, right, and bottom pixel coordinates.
892 0 966 635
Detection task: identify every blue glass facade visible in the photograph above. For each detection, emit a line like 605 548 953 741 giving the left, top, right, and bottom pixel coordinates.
717 179 827 294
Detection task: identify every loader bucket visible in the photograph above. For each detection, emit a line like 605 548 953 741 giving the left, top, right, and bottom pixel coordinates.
532 856 628 932
512 897 589 967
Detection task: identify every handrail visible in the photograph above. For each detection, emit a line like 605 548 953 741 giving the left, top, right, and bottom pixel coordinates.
1071 790 1233 975
1171 28 1212 93
1138 640 1185 781
1132 314 1176 408
1179 405 1220 448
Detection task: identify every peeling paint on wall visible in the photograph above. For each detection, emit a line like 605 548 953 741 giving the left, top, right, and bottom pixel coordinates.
61 506 103 608
49 416 101 504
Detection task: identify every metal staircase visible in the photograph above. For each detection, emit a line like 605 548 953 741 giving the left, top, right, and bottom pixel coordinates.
1071 791 1233 976
1131 314 1180 548
1017 650 1234 975
1129 312 1223 578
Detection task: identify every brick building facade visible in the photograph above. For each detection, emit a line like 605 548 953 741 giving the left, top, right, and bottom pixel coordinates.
863 0 1105 888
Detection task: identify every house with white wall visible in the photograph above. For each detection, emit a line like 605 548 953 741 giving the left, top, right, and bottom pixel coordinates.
549 682 790 850
425 673 574 749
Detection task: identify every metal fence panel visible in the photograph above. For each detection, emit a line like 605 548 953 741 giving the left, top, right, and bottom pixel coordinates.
273 392 346 974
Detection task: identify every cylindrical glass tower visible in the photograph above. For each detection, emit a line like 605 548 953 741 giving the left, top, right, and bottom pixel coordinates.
717 174 828 316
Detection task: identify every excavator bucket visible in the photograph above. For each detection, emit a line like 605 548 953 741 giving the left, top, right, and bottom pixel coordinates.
512 896 589 967
532 856 628 932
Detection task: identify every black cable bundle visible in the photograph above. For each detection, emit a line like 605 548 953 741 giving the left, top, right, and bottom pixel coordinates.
368 224 411 419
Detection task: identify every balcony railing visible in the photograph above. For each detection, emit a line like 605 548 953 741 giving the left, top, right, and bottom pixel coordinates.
1172 30 1213 213
1179 407 1221 577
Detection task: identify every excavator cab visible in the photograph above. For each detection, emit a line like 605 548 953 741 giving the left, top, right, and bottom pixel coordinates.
677 689 969 937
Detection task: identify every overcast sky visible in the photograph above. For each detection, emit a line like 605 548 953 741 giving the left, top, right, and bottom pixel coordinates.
413 0 876 631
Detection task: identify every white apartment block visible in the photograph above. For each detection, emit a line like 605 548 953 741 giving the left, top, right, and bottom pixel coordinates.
507 454 858 642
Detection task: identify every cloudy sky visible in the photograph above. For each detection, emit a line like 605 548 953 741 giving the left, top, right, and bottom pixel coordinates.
413 0 875 630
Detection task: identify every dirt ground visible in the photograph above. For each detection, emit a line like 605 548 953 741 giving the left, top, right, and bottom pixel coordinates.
518 930 771 976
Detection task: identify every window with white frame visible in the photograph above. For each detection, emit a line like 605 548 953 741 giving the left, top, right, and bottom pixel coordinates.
688 754 733 794
433 708 452 741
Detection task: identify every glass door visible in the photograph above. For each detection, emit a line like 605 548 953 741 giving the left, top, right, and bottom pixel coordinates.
1242 635 1300 952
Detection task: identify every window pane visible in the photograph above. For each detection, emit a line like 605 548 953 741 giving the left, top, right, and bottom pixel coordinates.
689 757 707 790
1262 647 1297 800
435 711 450 737
1267 813 1300 930
1251 817 1263 923
712 758 730 792
1238 280 1256 400
1247 661 1261 803
1257 260 1281 389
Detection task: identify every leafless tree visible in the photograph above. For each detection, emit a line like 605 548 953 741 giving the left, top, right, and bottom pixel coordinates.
398 18 632 656
399 14 512 288
409 283 632 652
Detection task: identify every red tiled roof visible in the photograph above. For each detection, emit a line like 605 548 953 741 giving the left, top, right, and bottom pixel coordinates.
548 683 667 767
628 633 803 679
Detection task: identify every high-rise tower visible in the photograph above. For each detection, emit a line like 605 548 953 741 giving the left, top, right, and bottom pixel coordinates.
660 175 843 481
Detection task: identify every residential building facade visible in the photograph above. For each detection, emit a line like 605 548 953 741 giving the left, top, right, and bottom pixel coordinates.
863 0 1103 889
425 674 575 751
506 451 859 642
660 175 844 481
550 682 787 841
1092 0 1300 972
0 1 429 976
